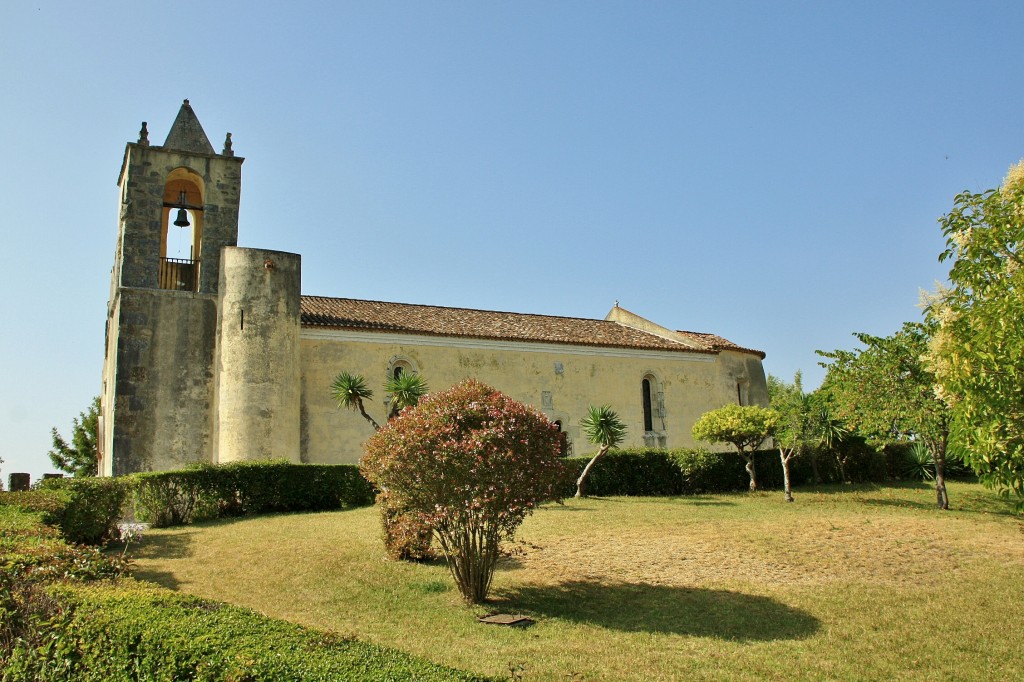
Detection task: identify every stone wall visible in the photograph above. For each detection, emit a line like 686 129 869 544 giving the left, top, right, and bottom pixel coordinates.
106 289 219 475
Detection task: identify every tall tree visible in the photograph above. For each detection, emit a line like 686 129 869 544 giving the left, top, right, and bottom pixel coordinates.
692 404 778 492
574 405 627 498
48 396 100 477
818 322 952 509
768 372 813 502
924 161 1024 507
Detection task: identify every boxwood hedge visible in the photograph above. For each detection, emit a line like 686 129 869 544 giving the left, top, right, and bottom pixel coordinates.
131 460 375 527
2 581 488 682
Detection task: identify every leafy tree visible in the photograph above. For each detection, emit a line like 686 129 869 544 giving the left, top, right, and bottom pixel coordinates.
361 379 567 603
574 405 627 498
691 404 778 492
817 322 952 509
330 371 428 431
768 372 814 502
924 161 1024 507
48 397 100 477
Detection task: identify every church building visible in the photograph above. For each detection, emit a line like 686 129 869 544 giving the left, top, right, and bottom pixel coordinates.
98 101 768 476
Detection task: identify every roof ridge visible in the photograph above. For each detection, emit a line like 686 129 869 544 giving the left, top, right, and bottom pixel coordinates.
300 294 611 325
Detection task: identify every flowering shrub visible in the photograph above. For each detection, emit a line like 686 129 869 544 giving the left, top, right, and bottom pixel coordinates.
377 491 434 561
361 379 568 603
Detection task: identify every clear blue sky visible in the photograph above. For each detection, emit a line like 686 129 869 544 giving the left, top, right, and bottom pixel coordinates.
2 1 1022 481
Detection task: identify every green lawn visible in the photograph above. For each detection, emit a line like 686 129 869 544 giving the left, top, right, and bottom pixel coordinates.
129 482 1023 681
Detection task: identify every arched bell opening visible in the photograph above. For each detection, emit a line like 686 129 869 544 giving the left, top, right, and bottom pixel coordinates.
159 167 205 290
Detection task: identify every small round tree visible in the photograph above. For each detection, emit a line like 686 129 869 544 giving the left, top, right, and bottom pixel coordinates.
361 379 568 603
692 403 778 492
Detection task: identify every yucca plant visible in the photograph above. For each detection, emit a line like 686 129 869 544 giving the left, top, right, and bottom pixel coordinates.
575 405 627 498
385 373 429 420
903 442 935 481
330 372 380 431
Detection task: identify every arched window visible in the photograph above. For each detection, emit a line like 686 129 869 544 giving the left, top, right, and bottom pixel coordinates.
386 356 418 385
553 420 572 457
641 373 667 448
642 379 654 432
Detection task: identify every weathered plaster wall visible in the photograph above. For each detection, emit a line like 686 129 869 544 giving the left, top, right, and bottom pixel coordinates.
214 248 302 463
105 289 218 475
299 331 767 465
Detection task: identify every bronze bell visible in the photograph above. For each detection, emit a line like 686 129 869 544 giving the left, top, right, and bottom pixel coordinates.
173 207 190 227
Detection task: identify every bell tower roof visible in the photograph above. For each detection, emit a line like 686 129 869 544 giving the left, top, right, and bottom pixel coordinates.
163 99 216 155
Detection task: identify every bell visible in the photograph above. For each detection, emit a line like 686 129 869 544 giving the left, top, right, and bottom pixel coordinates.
173 207 190 227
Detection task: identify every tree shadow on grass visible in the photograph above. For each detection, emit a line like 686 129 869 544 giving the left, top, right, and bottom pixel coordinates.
860 497 943 513
863 491 1021 517
491 580 819 641
679 496 737 507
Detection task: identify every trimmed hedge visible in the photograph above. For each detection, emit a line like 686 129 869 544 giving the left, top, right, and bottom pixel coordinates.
564 444 890 497
1 477 130 545
131 461 375 527
2 581 488 682
1 505 484 681
1 505 133 671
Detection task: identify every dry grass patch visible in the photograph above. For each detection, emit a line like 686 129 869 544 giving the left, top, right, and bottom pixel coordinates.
129 482 1024 681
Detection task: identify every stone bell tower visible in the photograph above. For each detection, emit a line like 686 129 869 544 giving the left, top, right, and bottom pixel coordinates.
99 100 244 475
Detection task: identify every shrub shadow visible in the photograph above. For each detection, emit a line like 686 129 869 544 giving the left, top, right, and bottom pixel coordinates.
492 580 819 641
131 569 183 591
125 529 198 590
131 529 198 560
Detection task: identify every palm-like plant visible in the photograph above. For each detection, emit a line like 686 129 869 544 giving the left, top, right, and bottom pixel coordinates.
811 402 851 481
575 405 627 498
385 372 429 420
903 441 936 481
330 372 380 431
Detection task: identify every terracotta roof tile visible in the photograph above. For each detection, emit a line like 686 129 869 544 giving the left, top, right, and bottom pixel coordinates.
301 296 723 354
675 330 766 359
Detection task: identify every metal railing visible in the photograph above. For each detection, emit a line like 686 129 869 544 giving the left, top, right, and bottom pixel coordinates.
159 257 199 291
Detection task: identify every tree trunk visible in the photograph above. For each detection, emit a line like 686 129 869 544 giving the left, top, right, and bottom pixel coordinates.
575 445 610 498
835 454 848 483
357 398 381 431
934 438 949 510
780 449 794 503
741 449 757 492
435 521 501 603
809 447 823 484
